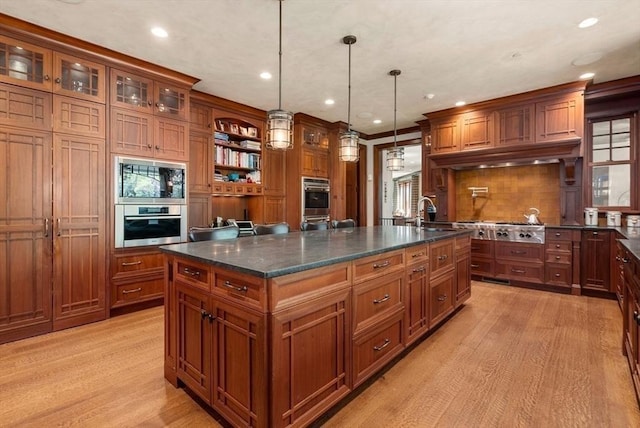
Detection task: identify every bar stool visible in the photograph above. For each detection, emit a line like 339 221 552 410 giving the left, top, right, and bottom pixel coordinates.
188 225 240 241
331 219 356 229
254 222 290 235
300 221 329 231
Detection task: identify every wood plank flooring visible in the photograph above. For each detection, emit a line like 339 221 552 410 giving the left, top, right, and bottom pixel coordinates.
1 281 638 427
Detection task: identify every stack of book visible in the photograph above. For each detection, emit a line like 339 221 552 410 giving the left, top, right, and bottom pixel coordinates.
240 140 261 150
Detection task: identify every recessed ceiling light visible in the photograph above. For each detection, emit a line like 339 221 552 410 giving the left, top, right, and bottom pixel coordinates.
578 17 598 28
455 101 466 107
324 99 335 105
260 72 272 80
373 119 382 124
579 72 595 79
151 27 168 38
425 93 435 99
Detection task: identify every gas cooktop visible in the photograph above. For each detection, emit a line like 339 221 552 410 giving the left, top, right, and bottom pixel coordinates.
452 221 545 243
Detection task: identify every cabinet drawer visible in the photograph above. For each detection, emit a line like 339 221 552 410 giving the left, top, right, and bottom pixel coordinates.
495 261 544 283
353 250 404 283
111 276 164 308
175 259 211 291
353 272 403 336
113 252 163 277
430 239 455 277
470 239 494 257
406 244 429 263
546 229 573 241
495 242 543 262
213 269 266 310
546 252 571 264
546 241 572 253
352 312 404 388
456 235 471 251
429 271 454 326
470 258 494 277
212 183 224 193
545 264 571 287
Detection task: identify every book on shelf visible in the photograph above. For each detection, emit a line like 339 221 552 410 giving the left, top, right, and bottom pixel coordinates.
214 131 229 141
239 140 262 150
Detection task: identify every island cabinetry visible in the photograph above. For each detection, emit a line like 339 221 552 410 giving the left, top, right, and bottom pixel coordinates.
470 239 494 277
110 249 164 308
110 68 189 161
581 230 613 292
429 239 455 326
544 228 573 289
455 236 471 307
404 244 429 345
269 263 351 428
616 239 628 307
495 242 544 284
622 248 640 403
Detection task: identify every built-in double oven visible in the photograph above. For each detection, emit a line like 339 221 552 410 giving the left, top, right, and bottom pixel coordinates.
302 177 330 223
114 156 188 248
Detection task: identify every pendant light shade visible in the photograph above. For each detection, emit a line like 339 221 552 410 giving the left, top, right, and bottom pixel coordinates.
266 0 293 150
386 69 404 171
339 35 359 162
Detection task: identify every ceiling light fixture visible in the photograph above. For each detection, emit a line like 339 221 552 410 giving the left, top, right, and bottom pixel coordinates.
325 99 335 105
455 101 466 107
373 119 382 124
579 72 595 79
578 17 598 28
339 35 359 163
260 72 272 80
151 27 168 38
266 0 293 150
386 69 404 171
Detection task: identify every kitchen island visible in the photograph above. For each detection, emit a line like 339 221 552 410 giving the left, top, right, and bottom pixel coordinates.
161 226 471 427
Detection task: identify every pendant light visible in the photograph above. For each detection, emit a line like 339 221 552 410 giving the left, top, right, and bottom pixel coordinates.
386 69 404 171
339 35 359 162
266 0 293 150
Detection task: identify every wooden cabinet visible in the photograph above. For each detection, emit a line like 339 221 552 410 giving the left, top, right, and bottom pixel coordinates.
53 95 106 138
0 83 51 130
111 249 164 308
581 230 613 292
460 110 494 151
470 239 495 277
405 244 429 345
429 269 455 327
430 116 460 154
616 238 628 307
495 242 544 284
544 228 573 289
52 52 106 103
110 68 189 161
300 122 329 178
0 35 53 92
188 130 213 194
455 236 471 307
535 91 583 143
622 248 640 404
496 103 535 146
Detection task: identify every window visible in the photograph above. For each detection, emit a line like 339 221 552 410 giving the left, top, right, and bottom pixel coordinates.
588 116 633 208
396 179 412 217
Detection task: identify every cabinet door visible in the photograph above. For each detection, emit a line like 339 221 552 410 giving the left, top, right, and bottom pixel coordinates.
263 147 286 196
455 251 471 307
110 69 154 113
53 95 106 138
405 262 429 345
0 83 52 130
460 111 494 150
110 107 154 156
496 103 534 146
0 36 53 92
535 93 582 143
154 116 188 161
430 117 460 154
176 282 212 405
190 102 212 133
581 230 612 292
302 125 328 149
429 270 455 327
263 196 286 224
52 52 106 103
271 289 351 428
212 299 267 428
314 149 329 177
52 133 106 330
188 193 212 229
0 127 52 344
189 132 212 193
301 148 317 177
154 81 188 120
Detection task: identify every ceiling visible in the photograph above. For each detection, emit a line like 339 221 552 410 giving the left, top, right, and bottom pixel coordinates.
2 0 639 136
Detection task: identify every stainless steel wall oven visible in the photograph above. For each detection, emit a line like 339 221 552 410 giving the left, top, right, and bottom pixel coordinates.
115 204 187 248
302 177 330 222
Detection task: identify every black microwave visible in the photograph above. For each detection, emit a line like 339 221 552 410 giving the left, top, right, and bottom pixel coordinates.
115 156 186 204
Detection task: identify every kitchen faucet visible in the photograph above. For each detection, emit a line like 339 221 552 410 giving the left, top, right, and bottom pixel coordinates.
415 196 436 227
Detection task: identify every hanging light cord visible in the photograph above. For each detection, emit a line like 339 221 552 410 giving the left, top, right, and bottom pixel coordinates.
347 41 352 132
278 0 283 110
393 72 397 147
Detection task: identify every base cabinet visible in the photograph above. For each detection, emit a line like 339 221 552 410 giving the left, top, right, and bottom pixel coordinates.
581 230 613 292
622 245 640 404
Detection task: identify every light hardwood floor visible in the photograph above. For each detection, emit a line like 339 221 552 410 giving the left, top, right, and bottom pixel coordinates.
1 281 638 427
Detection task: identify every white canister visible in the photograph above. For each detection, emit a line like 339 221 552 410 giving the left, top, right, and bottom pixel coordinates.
584 208 598 226
627 215 640 228
606 211 621 227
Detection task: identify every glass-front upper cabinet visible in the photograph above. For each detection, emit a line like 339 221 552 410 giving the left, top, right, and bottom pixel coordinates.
110 69 154 113
589 116 633 208
0 36 53 91
154 82 187 120
53 52 106 103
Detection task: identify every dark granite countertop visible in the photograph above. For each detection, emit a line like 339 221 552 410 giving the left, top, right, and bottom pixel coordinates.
620 239 640 263
160 226 469 278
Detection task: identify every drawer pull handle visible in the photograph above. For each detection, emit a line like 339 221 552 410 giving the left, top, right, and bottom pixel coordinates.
437 294 447 302
511 250 526 255
373 294 390 304
511 268 526 274
373 261 390 269
183 267 200 277
622 257 630 263
555 244 561 248
555 256 561 260
121 261 142 266
412 252 424 258
373 338 391 351
224 280 248 293
412 266 425 273
554 273 561 278
555 233 561 237
44 218 49 237
593 232 598 236
470 264 480 268
437 254 448 261
122 287 142 294
200 309 215 323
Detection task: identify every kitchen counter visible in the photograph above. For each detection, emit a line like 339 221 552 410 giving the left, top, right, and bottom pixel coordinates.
160 225 469 278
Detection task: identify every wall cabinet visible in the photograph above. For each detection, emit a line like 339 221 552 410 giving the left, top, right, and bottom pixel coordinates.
581 230 613 292
535 93 583 143
496 103 535 146
460 110 494 151
430 116 460 154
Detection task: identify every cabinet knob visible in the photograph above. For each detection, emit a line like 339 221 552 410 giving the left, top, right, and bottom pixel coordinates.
148 101 153 106
147 144 152 149
555 232 561 237
54 77 61 84
43 75 50 81
155 145 160 150
555 256 561 260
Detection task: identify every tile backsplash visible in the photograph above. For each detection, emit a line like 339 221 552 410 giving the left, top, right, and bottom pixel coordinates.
455 164 560 224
